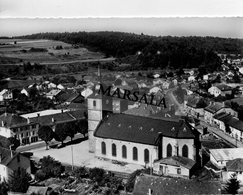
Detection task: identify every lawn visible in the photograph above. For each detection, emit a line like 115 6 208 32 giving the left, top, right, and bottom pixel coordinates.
0 39 104 64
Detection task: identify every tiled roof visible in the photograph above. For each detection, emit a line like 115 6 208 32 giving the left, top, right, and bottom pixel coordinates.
0 113 28 128
213 112 232 122
133 175 221 195
226 158 243 172
0 146 17 166
29 110 86 126
204 102 224 114
227 117 243 131
94 114 195 146
156 156 195 169
216 84 232 91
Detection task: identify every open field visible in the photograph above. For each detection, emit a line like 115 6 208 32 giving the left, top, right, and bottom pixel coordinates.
0 39 104 64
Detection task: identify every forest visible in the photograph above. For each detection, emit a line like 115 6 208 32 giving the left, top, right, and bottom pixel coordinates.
17 32 243 71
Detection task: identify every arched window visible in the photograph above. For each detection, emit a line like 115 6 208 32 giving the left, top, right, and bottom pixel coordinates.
112 143 117 157
101 142 106 155
167 144 172 157
122 145 127 159
93 100 96 107
133 147 138 161
144 149 149 163
182 145 188 158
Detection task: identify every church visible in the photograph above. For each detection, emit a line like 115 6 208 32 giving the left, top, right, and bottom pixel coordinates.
88 86 201 168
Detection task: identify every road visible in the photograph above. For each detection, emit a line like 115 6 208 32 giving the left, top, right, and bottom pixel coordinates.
165 87 186 116
200 120 243 148
2 57 116 66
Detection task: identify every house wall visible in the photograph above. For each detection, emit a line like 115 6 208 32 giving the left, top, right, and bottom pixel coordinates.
7 154 31 178
95 137 158 167
213 119 226 132
208 87 221 97
229 127 243 142
0 127 13 138
222 171 243 183
210 153 227 168
153 162 190 178
0 164 8 182
162 137 195 160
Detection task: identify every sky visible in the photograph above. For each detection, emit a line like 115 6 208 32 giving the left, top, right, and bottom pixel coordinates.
0 0 243 38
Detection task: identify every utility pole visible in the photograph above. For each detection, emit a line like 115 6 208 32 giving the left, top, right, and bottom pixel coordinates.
71 146 74 170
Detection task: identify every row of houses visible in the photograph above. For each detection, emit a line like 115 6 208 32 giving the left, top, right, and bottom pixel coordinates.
0 109 86 145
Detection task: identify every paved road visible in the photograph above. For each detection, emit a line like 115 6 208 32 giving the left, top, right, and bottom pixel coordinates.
165 87 186 115
200 120 243 148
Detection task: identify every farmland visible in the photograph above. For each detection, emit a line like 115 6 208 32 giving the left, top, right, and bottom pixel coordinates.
0 39 105 65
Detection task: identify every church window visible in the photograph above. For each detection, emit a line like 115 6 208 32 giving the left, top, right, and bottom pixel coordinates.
112 143 117 157
144 149 149 163
101 142 106 155
167 144 172 157
133 147 138 161
182 145 188 158
122 145 127 159
93 100 96 107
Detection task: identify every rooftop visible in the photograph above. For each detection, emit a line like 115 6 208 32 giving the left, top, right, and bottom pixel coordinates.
94 114 196 146
133 174 221 195
204 102 224 114
210 148 243 162
155 156 196 169
226 158 243 172
0 113 29 128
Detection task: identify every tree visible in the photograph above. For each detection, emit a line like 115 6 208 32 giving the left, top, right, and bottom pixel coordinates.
0 179 9 195
8 137 20 150
76 119 88 137
224 173 240 194
38 125 53 150
54 123 68 145
126 169 143 192
89 167 105 184
64 122 77 142
9 168 31 193
35 156 64 181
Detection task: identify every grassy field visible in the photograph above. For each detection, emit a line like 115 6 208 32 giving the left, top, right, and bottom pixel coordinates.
0 39 104 64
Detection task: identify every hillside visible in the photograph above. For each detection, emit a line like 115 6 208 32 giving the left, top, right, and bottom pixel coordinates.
17 32 243 71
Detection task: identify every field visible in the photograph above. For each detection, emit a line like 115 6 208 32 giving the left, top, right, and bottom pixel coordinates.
0 39 104 65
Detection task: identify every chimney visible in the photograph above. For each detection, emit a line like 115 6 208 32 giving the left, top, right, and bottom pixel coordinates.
27 117 30 124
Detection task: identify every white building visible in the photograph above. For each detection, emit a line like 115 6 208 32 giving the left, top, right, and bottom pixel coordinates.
0 89 13 102
88 92 201 168
153 156 196 178
210 148 243 169
222 158 243 183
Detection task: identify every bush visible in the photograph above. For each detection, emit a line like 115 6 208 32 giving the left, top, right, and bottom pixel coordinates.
36 156 65 181
72 166 89 180
89 167 105 184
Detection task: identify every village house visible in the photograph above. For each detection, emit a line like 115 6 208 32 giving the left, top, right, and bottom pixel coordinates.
45 89 62 100
0 147 31 182
208 84 232 97
209 148 243 169
185 96 206 118
153 155 196 179
0 113 39 145
222 158 243 183
204 102 225 124
0 89 13 102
